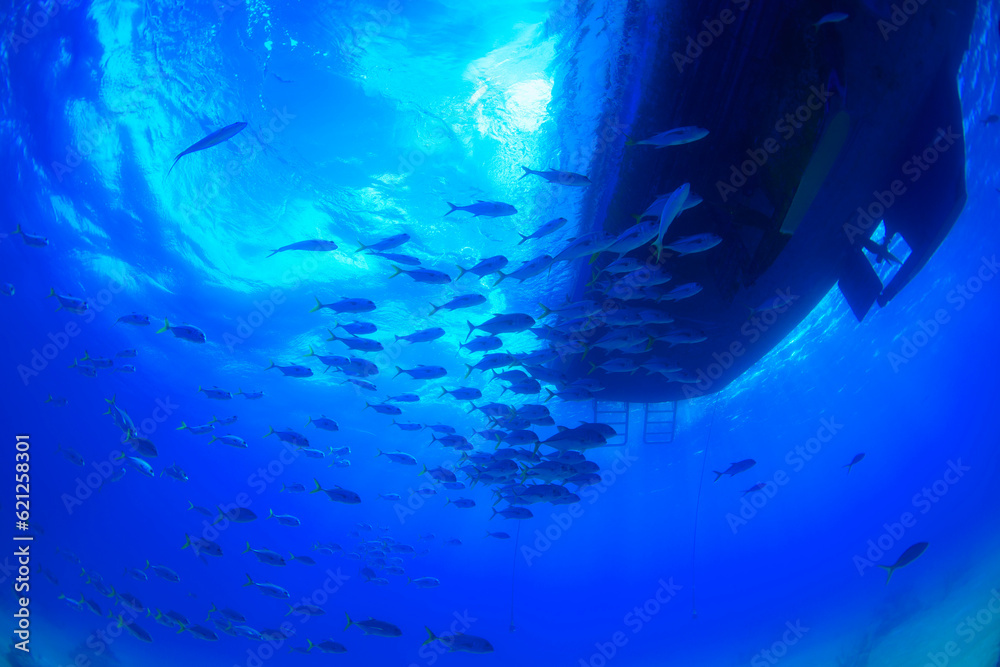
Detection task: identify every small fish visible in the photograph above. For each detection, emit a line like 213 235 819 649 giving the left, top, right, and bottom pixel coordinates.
518 217 568 245
209 415 238 425
396 327 445 344
461 335 503 353
713 460 756 481
307 416 339 431
456 255 508 281
335 320 377 335
494 255 554 285
45 394 68 406
844 453 865 473
198 386 232 400
1 283 13 296
12 224 49 247
237 388 265 400
422 627 494 654
627 126 709 148
267 239 338 257
814 12 849 27
357 233 410 253
392 420 424 431
265 360 314 377
157 319 206 343
519 167 590 186
243 573 290 598
177 421 215 435
466 313 535 339
662 232 722 256
47 289 88 314
409 576 441 588
652 183 690 261
879 542 929 584
115 348 138 358
486 531 511 540
364 402 402 416
145 561 181 583
312 479 361 504
385 393 420 403
168 121 248 175
161 464 189 482
552 232 616 263
310 297 376 314
394 365 447 380
377 449 418 465
209 434 247 448
446 200 517 218
344 612 402 637
445 497 476 509
430 293 487 315
115 313 150 326
390 266 452 284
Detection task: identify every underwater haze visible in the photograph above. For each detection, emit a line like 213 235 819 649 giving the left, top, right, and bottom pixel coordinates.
1 1 1000 666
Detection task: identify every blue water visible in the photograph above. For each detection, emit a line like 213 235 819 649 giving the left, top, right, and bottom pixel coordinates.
2 1 1000 666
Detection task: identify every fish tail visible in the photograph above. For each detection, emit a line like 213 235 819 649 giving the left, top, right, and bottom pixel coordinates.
243 573 254 587
265 359 275 370
465 320 476 342
464 364 474 380
493 271 508 286
517 232 531 245
181 534 191 550
518 166 535 181
538 303 552 319
166 155 181 177
713 471 723 482
393 366 404 378
879 565 894 584
176 421 187 431
311 478 322 494
389 265 404 279
587 363 597 376
445 202 459 216
544 389 555 403
264 426 274 438
13 224 22 235
438 387 448 398
46 287 55 298
455 265 467 281
266 249 279 258
309 297 324 313
429 302 441 316
354 241 368 253
624 135 635 146
156 318 170 334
